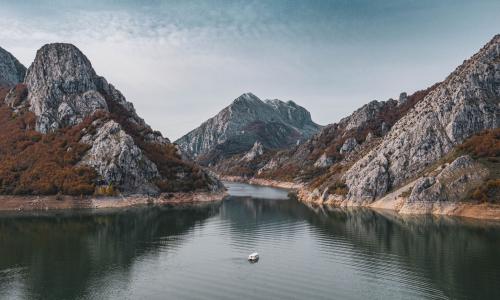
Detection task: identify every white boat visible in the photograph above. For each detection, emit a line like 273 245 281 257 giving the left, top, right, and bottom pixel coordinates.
248 252 259 261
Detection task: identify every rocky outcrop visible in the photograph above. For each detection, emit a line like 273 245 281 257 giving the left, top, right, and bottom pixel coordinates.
314 153 333 168
176 92 321 160
345 35 500 201
241 141 264 162
79 119 161 194
24 43 158 137
0 43 221 196
396 155 490 214
343 100 393 131
24 43 108 133
398 92 408 105
406 155 488 204
340 137 358 154
0 47 26 86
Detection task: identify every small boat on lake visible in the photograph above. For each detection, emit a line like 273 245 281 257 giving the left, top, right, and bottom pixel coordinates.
248 252 259 261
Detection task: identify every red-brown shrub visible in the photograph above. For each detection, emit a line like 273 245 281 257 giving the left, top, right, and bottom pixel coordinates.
457 128 500 158
0 105 97 195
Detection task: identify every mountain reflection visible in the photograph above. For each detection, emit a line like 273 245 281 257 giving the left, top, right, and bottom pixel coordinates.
0 203 220 300
299 204 500 300
0 187 499 300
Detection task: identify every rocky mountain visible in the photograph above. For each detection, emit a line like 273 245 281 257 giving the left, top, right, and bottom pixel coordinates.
0 43 222 196
175 92 321 165
343 35 499 203
247 34 500 209
251 86 437 182
0 47 26 87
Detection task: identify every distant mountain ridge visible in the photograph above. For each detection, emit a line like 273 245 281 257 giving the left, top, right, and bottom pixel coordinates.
0 47 26 86
175 92 321 164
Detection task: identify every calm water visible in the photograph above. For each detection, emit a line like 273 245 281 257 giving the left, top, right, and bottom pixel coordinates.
1 182 500 300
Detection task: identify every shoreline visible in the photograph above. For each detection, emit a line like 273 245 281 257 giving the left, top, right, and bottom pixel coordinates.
219 175 302 189
298 186 500 221
0 190 228 212
219 175 500 221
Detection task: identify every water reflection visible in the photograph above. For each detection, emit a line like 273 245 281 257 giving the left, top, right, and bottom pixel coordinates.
0 184 499 299
0 203 220 299
299 205 500 300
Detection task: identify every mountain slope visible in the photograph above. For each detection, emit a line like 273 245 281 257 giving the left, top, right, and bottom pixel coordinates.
253 86 437 182
0 47 26 86
344 34 499 202
175 93 321 165
0 43 222 196
251 34 499 209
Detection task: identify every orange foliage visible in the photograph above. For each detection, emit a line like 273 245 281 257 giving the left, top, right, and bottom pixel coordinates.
457 128 500 158
0 105 97 195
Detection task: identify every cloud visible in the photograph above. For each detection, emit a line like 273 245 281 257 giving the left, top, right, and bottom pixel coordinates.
1 1 499 140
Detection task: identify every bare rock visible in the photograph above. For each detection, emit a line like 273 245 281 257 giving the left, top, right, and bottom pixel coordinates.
345 35 500 201
242 141 264 162
340 137 358 154
0 47 26 86
314 153 333 168
405 155 488 204
24 43 108 133
79 120 160 195
175 92 321 159
398 92 408 105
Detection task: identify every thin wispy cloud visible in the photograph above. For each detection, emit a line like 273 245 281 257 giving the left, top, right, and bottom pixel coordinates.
0 0 499 139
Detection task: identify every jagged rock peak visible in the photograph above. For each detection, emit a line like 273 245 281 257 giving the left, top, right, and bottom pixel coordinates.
23 43 154 137
25 43 107 133
0 46 26 86
233 92 261 104
176 92 321 158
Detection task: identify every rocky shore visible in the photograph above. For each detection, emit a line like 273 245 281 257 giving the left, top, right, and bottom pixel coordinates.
220 175 500 220
0 190 228 212
297 187 500 221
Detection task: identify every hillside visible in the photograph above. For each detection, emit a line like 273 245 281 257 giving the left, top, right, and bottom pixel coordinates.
0 44 222 196
235 34 500 210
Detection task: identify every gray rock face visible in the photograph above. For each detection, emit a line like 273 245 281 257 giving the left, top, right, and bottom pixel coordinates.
398 92 408 105
340 138 358 154
24 43 160 138
24 43 108 133
406 155 488 203
343 100 392 131
176 92 321 159
0 47 26 86
242 141 264 162
79 120 160 194
314 153 333 168
345 35 500 201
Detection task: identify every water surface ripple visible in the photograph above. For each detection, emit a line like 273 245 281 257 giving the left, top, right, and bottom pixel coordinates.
0 182 499 299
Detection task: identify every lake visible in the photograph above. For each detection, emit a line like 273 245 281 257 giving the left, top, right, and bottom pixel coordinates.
0 182 499 299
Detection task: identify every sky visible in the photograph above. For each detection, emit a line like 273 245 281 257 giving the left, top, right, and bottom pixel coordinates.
0 0 499 140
